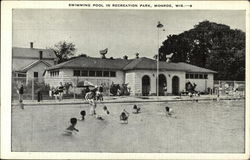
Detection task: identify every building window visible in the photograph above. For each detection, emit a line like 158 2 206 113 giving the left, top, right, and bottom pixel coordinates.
186 73 208 79
81 70 88 77
204 74 208 79
96 71 102 77
73 70 116 77
50 70 59 77
199 74 203 79
18 73 26 77
194 74 199 79
110 71 116 77
73 70 80 76
34 72 38 78
89 71 96 77
190 74 194 79
103 71 109 77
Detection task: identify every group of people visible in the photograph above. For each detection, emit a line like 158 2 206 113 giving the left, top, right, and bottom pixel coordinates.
82 85 104 101
110 83 130 96
49 82 65 101
63 103 176 136
63 86 109 135
16 82 176 136
63 88 176 135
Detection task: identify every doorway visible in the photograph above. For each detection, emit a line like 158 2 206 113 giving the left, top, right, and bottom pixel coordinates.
158 74 167 96
142 75 150 96
172 76 179 95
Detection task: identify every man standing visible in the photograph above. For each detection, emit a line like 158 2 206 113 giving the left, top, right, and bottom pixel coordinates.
163 83 167 96
17 83 24 109
58 82 64 101
18 83 24 102
98 84 104 101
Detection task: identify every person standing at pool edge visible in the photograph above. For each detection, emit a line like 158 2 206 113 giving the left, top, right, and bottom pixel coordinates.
98 84 104 101
58 82 64 101
18 83 24 103
85 86 98 115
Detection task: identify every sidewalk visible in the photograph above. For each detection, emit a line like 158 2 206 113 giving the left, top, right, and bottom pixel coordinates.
12 94 244 106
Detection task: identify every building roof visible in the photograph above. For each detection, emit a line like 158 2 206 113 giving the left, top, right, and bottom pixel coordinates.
177 62 217 73
46 56 217 73
12 58 36 71
123 57 184 71
123 57 216 73
47 56 132 70
12 47 56 72
19 60 52 72
12 47 56 59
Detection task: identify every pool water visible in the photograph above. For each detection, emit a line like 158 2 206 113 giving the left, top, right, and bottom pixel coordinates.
11 100 245 153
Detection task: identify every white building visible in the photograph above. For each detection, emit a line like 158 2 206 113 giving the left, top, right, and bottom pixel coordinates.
44 56 216 96
12 42 57 82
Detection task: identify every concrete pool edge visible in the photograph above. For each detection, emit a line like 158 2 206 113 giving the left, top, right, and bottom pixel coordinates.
11 97 245 107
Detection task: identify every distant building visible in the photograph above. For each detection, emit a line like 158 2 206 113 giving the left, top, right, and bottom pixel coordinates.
44 56 216 95
12 42 57 82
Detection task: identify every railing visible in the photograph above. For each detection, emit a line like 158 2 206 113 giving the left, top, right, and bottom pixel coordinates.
12 77 245 101
213 80 245 97
12 77 130 101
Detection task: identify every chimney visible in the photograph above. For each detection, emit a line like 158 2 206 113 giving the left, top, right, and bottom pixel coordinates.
135 53 139 59
30 42 34 48
54 58 59 65
39 51 43 59
123 55 128 60
80 53 87 57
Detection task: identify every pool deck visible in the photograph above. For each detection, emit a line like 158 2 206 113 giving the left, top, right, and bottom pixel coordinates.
12 94 245 106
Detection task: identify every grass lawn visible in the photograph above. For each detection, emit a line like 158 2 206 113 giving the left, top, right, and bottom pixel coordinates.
11 100 245 153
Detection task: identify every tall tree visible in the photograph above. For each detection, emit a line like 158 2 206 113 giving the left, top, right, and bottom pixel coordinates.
51 41 76 63
159 21 245 81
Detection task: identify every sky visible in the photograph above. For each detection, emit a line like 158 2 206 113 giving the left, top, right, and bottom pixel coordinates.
13 9 245 59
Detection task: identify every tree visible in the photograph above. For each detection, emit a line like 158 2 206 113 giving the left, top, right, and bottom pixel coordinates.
51 41 76 63
159 21 245 81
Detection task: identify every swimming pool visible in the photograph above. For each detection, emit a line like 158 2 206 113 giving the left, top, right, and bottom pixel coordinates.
11 99 245 153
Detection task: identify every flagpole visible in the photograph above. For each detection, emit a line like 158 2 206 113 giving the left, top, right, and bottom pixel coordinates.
157 26 159 97
157 21 163 97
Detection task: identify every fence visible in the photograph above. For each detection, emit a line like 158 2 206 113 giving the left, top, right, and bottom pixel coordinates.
12 77 245 101
12 77 50 101
213 80 245 97
12 77 130 101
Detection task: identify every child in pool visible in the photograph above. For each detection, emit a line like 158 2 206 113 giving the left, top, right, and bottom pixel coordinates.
95 106 110 120
103 106 110 114
120 109 129 124
165 106 174 116
132 105 140 114
63 118 79 135
79 110 86 121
